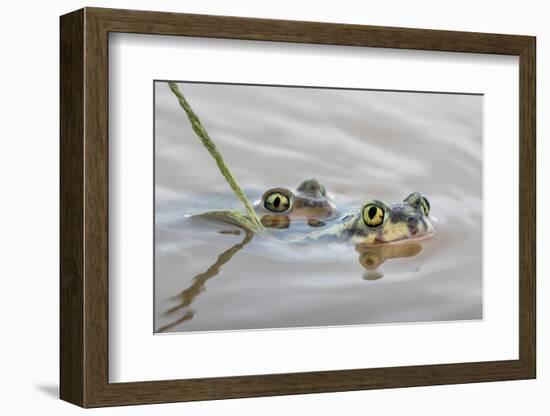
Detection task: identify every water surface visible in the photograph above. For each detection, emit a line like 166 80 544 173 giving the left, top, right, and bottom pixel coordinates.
154 81 483 333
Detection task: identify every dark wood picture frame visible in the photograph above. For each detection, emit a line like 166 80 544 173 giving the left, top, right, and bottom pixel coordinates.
60 7 536 408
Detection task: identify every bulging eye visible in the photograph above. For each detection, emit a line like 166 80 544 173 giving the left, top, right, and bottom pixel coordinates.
420 197 430 216
362 204 385 228
263 190 292 213
403 192 431 216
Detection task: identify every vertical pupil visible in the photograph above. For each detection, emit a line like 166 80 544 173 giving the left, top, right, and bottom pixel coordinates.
273 196 281 208
368 206 377 219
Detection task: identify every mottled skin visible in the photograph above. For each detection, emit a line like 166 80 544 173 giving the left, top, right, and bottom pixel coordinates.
254 179 338 227
297 192 435 245
203 179 434 245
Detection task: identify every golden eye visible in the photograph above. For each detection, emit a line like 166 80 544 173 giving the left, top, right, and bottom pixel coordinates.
362 204 385 228
263 191 292 213
420 197 430 216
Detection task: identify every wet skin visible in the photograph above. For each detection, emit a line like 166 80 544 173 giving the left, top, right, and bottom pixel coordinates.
200 179 434 245
254 179 338 229
298 191 435 245
166 189 435 330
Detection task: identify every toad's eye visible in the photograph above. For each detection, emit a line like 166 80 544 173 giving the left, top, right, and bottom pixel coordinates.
362 204 385 228
263 191 292 213
420 197 430 216
403 192 431 216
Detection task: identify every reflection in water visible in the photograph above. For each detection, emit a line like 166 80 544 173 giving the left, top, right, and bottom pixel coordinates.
307 219 327 228
260 214 290 229
159 229 253 332
356 241 423 280
155 83 483 332
157 310 195 333
160 223 425 331
260 215 327 229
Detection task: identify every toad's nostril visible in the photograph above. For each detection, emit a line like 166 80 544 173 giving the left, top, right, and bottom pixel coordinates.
407 217 417 224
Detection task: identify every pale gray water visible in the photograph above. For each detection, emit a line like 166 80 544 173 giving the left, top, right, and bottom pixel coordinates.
154 81 483 333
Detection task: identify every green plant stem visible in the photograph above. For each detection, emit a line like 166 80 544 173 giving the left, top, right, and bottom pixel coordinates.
168 82 265 233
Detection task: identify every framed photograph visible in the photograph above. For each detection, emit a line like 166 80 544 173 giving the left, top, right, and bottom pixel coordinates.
60 7 536 408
